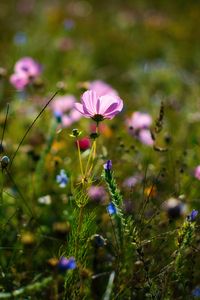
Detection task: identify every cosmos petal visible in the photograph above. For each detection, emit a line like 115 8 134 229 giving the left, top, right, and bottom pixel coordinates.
75 103 91 117
82 90 98 115
96 95 116 115
103 102 119 114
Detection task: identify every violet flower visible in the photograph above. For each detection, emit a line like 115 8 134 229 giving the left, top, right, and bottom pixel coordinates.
187 209 198 222
192 286 200 297
57 257 76 272
104 160 112 171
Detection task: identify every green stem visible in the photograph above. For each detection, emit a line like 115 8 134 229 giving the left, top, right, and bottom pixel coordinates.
75 205 84 259
0 171 4 205
84 141 95 179
76 137 84 180
84 123 99 179
0 276 53 299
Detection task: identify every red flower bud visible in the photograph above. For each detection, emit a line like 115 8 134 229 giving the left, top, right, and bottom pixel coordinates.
76 137 91 151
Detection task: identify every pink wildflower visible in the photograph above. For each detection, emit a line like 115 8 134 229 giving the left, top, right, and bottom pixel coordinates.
14 57 41 78
138 129 154 146
10 57 42 90
88 186 107 203
123 175 141 188
51 95 75 114
62 109 81 127
127 111 152 130
68 109 82 122
75 90 123 122
9 72 29 91
89 80 119 97
127 111 153 146
51 95 82 127
194 165 200 180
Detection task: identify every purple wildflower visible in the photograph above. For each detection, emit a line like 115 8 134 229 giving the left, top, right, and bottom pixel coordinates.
104 160 112 171
192 286 200 297
187 209 198 222
88 185 107 203
57 257 76 272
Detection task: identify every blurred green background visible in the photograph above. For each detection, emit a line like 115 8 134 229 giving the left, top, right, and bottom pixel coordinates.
1 0 200 91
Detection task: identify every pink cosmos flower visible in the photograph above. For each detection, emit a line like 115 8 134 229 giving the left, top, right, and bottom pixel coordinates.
51 94 82 127
127 111 152 130
14 57 41 78
10 57 42 90
68 109 82 122
89 80 119 97
138 129 154 146
51 95 75 114
127 111 153 146
61 109 82 127
9 72 29 90
194 165 200 180
75 90 123 122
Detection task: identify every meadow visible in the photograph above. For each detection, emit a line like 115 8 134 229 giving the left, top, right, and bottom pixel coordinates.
1 0 200 299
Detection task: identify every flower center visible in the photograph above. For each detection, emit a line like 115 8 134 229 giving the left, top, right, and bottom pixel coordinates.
92 114 104 122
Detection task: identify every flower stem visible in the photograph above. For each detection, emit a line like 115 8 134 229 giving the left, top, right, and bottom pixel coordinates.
75 205 84 258
84 122 99 179
84 141 95 179
0 276 53 299
76 137 84 179
0 171 4 205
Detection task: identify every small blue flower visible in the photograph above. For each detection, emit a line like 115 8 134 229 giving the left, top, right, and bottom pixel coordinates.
107 202 116 215
192 286 200 297
14 32 27 45
58 257 76 272
54 111 62 123
187 209 198 222
56 169 68 188
104 160 112 171
63 19 75 30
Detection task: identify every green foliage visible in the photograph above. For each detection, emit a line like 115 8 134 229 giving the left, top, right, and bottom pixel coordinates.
102 168 125 246
174 221 196 283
